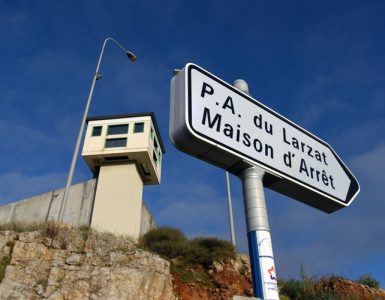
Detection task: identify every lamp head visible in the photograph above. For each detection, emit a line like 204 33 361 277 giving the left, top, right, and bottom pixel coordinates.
126 51 137 62
233 79 249 95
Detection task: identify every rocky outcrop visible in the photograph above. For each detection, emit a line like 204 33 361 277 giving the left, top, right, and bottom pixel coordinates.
314 277 385 300
172 255 253 300
0 226 176 299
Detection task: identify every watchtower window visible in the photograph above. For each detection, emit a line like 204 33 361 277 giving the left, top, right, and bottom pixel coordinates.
105 138 127 148
107 124 128 135
134 122 144 133
153 150 158 163
92 126 102 137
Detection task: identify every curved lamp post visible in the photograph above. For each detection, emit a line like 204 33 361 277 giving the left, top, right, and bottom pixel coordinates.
225 171 236 248
58 38 137 222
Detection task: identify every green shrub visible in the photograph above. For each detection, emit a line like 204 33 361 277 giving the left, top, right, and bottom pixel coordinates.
139 227 187 259
182 237 235 268
279 279 305 300
140 228 235 269
356 274 379 289
181 241 211 267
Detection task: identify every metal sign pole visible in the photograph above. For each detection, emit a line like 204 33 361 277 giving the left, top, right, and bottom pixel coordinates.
240 166 279 299
225 171 236 248
233 79 279 299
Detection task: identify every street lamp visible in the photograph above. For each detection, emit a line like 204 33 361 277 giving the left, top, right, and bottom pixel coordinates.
58 38 137 222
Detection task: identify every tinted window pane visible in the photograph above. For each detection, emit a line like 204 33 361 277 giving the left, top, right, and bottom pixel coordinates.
134 122 144 133
153 150 158 163
105 138 127 148
92 126 102 136
107 124 128 135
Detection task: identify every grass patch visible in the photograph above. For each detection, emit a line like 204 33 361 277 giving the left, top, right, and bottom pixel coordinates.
78 225 92 241
44 221 60 239
58 234 68 250
112 244 134 255
170 264 195 283
0 255 11 282
37 276 48 290
239 263 248 276
279 277 342 300
0 222 45 233
356 274 379 289
279 270 383 300
0 241 14 283
5 241 14 258
171 263 215 287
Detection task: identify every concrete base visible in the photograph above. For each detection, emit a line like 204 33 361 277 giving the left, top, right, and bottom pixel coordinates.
233 296 260 300
91 162 144 240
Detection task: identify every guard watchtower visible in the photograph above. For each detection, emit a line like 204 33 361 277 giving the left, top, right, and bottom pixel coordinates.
82 113 165 239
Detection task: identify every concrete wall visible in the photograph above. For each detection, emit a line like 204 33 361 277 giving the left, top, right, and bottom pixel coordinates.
0 180 96 226
140 202 157 236
0 179 156 238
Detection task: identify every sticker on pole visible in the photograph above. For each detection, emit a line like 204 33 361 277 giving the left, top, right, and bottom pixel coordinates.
256 231 279 299
170 63 360 213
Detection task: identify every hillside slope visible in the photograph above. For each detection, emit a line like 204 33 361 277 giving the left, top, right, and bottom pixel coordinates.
0 225 175 299
0 225 384 300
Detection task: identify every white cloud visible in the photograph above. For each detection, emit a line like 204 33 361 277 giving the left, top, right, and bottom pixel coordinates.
350 143 385 188
0 172 66 205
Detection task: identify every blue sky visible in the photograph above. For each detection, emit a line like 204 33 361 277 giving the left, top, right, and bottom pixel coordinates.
1 0 385 288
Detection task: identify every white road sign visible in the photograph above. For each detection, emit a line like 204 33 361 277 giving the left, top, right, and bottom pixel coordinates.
170 63 360 212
